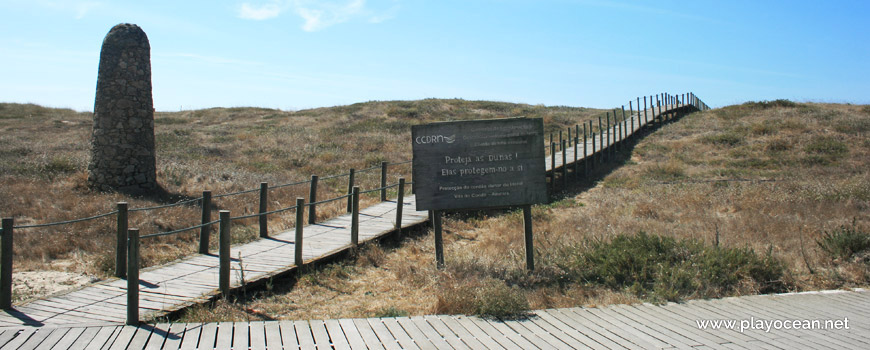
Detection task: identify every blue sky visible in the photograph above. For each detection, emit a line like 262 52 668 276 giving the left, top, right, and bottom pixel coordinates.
1 0 868 112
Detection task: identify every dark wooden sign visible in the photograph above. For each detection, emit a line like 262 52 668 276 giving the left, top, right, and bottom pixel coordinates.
411 118 547 211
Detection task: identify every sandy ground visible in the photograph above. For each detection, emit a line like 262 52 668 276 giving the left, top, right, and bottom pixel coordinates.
13 270 98 303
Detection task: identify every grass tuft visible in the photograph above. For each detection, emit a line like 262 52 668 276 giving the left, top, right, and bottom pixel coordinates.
817 222 870 262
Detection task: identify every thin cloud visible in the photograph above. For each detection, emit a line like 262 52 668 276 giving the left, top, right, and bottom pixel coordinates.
237 0 399 31
238 2 284 20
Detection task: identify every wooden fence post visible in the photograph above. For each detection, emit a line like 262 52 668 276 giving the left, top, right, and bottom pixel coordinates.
259 182 268 238
434 211 444 269
295 198 305 265
644 96 648 124
1 218 13 309
199 190 211 254
550 142 556 192
619 106 631 141
395 178 405 229
573 131 579 177
606 112 612 159
346 168 355 213
126 228 139 325
116 202 128 278
561 139 568 188
567 127 572 148
523 205 534 271
380 161 388 202
583 124 588 176
351 187 360 246
308 175 318 225
219 210 230 296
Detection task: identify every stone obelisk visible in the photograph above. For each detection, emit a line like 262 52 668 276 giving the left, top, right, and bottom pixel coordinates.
88 23 157 193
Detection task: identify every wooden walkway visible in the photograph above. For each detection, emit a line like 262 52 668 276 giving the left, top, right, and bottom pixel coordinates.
0 198 429 327
0 289 866 349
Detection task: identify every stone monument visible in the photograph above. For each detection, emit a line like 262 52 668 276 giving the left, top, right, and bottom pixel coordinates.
88 23 157 192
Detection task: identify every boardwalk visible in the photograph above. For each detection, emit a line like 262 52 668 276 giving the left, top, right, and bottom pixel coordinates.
1 289 867 349
0 199 429 327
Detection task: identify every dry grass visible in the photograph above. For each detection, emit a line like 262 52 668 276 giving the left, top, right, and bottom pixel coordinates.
0 100 603 301
176 101 870 322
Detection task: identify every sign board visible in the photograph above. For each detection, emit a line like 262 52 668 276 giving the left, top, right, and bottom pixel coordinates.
411 118 547 211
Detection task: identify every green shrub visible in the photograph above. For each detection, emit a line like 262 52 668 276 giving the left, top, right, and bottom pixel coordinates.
817 223 870 261
744 99 798 109
474 279 529 319
702 132 744 146
572 232 787 302
804 136 848 156
372 306 408 318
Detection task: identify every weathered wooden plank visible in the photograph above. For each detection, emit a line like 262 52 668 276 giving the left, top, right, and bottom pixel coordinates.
232 322 249 350
393 317 439 350
309 319 334 350
381 318 420 350
125 325 155 350
106 325 139 350
352 318 386 350
324 319 351 350
366 318 402 350
263 321 282 350
161 322 187 350
65 327 102 350
83 325 120 350
279 320 300 350
17 327 58 350
295 320 317 350
438 316 491 350
179 324 203 350
247 321 266 350
555 308 650 350
338 318 372 350
214 322 234 350
0 328 36 350
533 310 611 350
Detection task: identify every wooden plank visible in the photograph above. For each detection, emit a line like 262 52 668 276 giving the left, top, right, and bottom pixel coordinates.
606 304 706 347
467 317 522 350
17 327 58 350
106 325 139 350
83 325 120 350
366 318 402 350
214 322 234 350
419 316 466 350
179 324 204 350
295 320 317 350
0 329 18 348
232 322 250 350
381 318 420 350
197 322 218 350
66 327 101 350
500 318 571 350
309 319 333 350
480 318 540 350
324 319 351 350
279 320 300 350
143 323 171 350
352 318 385 350
0 328 36 350
263 321 282 350
393 317 439 350
533 310 611 349
408 316 453 349
162 323 187 350
125 325 155 350
554 308 649 350
585 306 682 348
338 318 369 350
249 321 267 350
438 316 490 349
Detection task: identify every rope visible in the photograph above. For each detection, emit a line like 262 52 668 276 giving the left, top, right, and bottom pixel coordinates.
308 193 351 206
319 172 351 181
212 187 260 199
140 219 219 239
12 210 119 229
357 164 382 173
128 197 203 212
270 179 313 190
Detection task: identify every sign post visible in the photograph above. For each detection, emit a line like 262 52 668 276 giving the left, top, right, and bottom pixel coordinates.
411 118 547 270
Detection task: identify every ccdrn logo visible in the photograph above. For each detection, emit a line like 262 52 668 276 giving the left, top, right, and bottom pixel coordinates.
415 134 455 144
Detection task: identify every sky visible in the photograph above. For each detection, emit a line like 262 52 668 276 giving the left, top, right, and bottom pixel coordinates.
1 0 868 112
